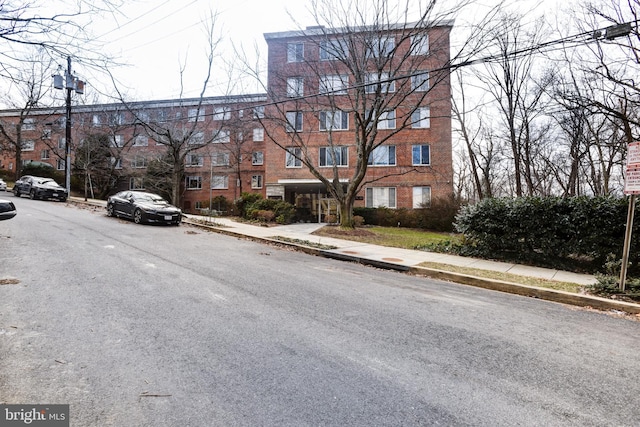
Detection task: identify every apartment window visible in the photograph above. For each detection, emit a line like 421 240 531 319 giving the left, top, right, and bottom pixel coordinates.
366 187 396 208
190 131 205 145
367 36 395 58
211 175 228 189
253 106 265 119
41 149 50 160
21 140 34 151
156 110 167 123
319 74 348 94
251 175 263 189
135 111 150 123
411 107 430 128
58 137 66 149
286 111 303 132
413 186 432 208
252 151 264 165
92 115 102 126
377 110 396 129
319 146 348 167
23 118 35 131
411 35 429 55
212 107 230 121
211 152 230 166
365 72 394 93
411 71 430 92
186 176 202 190
130 177 144 190
368 145 396 166
111 157 122 169
186 154 204 167
253 128 264 142
319 110 348 131
42 128 51 139
320 38 348 60
111 135 124 147
213 130 230 143
286 147 302 168
110 112 125 126
287 77 304 97
412 144 431 165
132 155 147 169
57 159 65 171
133 135 149 146
287 42 304 62
188 108 205 122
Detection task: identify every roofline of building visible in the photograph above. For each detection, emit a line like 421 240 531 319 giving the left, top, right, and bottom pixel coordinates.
0 93 268 117
264 19 455 41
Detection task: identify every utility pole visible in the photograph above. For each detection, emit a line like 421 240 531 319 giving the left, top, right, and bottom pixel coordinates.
52 57 85 195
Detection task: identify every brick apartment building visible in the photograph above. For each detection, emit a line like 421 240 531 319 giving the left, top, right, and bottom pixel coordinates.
0 20 453 220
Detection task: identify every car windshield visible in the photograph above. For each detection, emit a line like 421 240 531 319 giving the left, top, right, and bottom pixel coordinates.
38 179 55 185
135 193 166 203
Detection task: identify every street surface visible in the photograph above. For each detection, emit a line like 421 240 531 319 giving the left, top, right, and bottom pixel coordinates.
1 195 639 426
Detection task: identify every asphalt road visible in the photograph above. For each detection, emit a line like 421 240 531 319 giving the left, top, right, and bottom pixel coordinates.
1 195 639 426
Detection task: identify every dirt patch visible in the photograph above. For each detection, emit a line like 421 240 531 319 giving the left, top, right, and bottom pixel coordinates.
312 226 377 238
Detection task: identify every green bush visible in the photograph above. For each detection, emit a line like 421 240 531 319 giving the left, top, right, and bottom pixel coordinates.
237 193 296 224
353 197 459 232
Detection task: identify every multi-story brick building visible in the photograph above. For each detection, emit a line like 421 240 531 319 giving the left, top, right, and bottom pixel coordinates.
0 20 453 220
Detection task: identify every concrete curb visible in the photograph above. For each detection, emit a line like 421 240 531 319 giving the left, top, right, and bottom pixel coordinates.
184 218 640 316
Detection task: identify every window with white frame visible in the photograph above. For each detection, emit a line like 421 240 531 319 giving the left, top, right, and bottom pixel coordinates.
411 34 429 55
286 147 302 168
413 186 431 208
367 36 395 58
111 135 124 147
253 128 264 141
412 144 430 165
132 155 147 168
368 145 396 166
411 71 429 92
287 42 304 62
188 108 205 122
92 114 102 126
212 107 230 120
320 38 348 60
133 135 149 146
111 157 122 169
253 106 265 119
41 149 50 160
186 176 202 190
411 107 430 128
211 175 228 189
136 111 149 123
365 72 394 93
286 111 303 132
377 110 396 129
213 129 230 143
156 110 167 123
42 128 51 139
251 175 263 189
186 153 204 167
130 177 144 190
58 137 66 149
287 77 304 97
319 110 348 131
190 131 205 145
57 159 65 171
110 112 125 126
366 187 396 208
21 140 34 151
319 74 348 94
252 151 264 165
319 146 348 167
211 152 230 166
23 118 35 131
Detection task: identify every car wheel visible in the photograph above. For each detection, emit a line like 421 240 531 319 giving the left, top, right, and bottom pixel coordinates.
106 204 114 217
60 197 67 202
29 190 36 200
133 209 143 224
13 188 20 197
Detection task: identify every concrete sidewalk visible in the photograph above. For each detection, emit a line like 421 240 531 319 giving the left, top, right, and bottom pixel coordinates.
69 197 640 315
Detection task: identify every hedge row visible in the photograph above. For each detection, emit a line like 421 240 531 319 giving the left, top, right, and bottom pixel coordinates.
354 197 460 232
454 196 638 273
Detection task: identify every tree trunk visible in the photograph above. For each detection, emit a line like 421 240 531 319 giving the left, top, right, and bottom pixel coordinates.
339 199 355 229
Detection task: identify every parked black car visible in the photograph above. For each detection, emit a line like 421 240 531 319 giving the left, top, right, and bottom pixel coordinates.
106 191 182 225
13 176 68 201
0 199 16 220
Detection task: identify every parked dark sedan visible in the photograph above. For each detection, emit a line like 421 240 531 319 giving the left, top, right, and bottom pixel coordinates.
13 175 68 201
0 199 17 220
107 191 182 225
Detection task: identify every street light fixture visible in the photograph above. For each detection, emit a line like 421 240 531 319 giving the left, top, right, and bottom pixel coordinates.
52 56 85 195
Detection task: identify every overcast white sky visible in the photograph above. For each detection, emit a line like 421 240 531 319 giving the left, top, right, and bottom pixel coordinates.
71 0 576 104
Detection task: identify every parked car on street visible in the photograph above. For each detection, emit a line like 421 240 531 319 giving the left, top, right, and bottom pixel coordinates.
0 199 17 220
13 176 68 201
0 178 7 191
106 191 182 225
